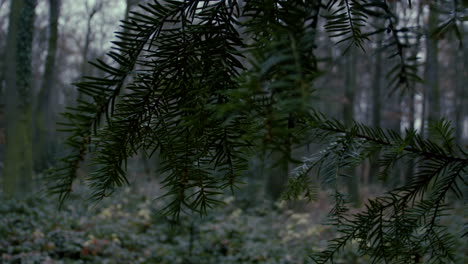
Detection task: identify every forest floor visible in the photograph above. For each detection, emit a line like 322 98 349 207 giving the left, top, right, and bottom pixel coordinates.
0 179 466 264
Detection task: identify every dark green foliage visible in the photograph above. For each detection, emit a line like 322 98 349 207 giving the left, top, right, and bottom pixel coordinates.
49 1 250 217
323 0 369 52
284 112 468 262
1 190 466 263
47 0 468 263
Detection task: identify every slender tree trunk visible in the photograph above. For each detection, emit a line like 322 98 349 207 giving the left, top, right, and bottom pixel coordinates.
385 94 403 186
369 34 383 185
266 147 290 201
344 47 360 207
34 0 60 172
425 4 440 125
454 58 464 144
405 0 423 183
0 0 9 169
419 82 426 136
455 24 467 146
4 0 37 197
77 2 103 102
81 16 93 78
404 87 416 184
0 67 4 171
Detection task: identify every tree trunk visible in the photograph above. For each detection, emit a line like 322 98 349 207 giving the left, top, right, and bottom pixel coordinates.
81 14 93 78
3 0 37 198
368 33 383 185
77 1 103 102
425 4 440 125
455 23 467 146
405 0 423 184
0 0 9 172
404 87 416 184
266 147 290 201
344 47 360 207
34 0 60 172
385 93 403 186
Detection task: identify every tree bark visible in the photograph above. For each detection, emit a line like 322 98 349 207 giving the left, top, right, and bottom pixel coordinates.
266 148 290 201
424 4 440 125
34 0 61 172
455 23 467 146
368 33 383 185
0 0 10 168
3 0 37 197
405 0 423 184
343 47 360 207
80 1 103 79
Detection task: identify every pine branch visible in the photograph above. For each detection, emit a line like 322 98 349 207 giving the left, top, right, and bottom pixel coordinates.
323 0 369 52
286 111 467 263
307 111 468 165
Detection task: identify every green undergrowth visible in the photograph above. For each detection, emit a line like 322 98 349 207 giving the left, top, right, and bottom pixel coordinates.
0 184 466 264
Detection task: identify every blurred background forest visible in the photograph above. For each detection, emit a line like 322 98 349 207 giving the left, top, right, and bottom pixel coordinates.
0 0 466 263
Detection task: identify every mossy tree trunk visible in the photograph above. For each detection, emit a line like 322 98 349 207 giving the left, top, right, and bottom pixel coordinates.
4 0 37 198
